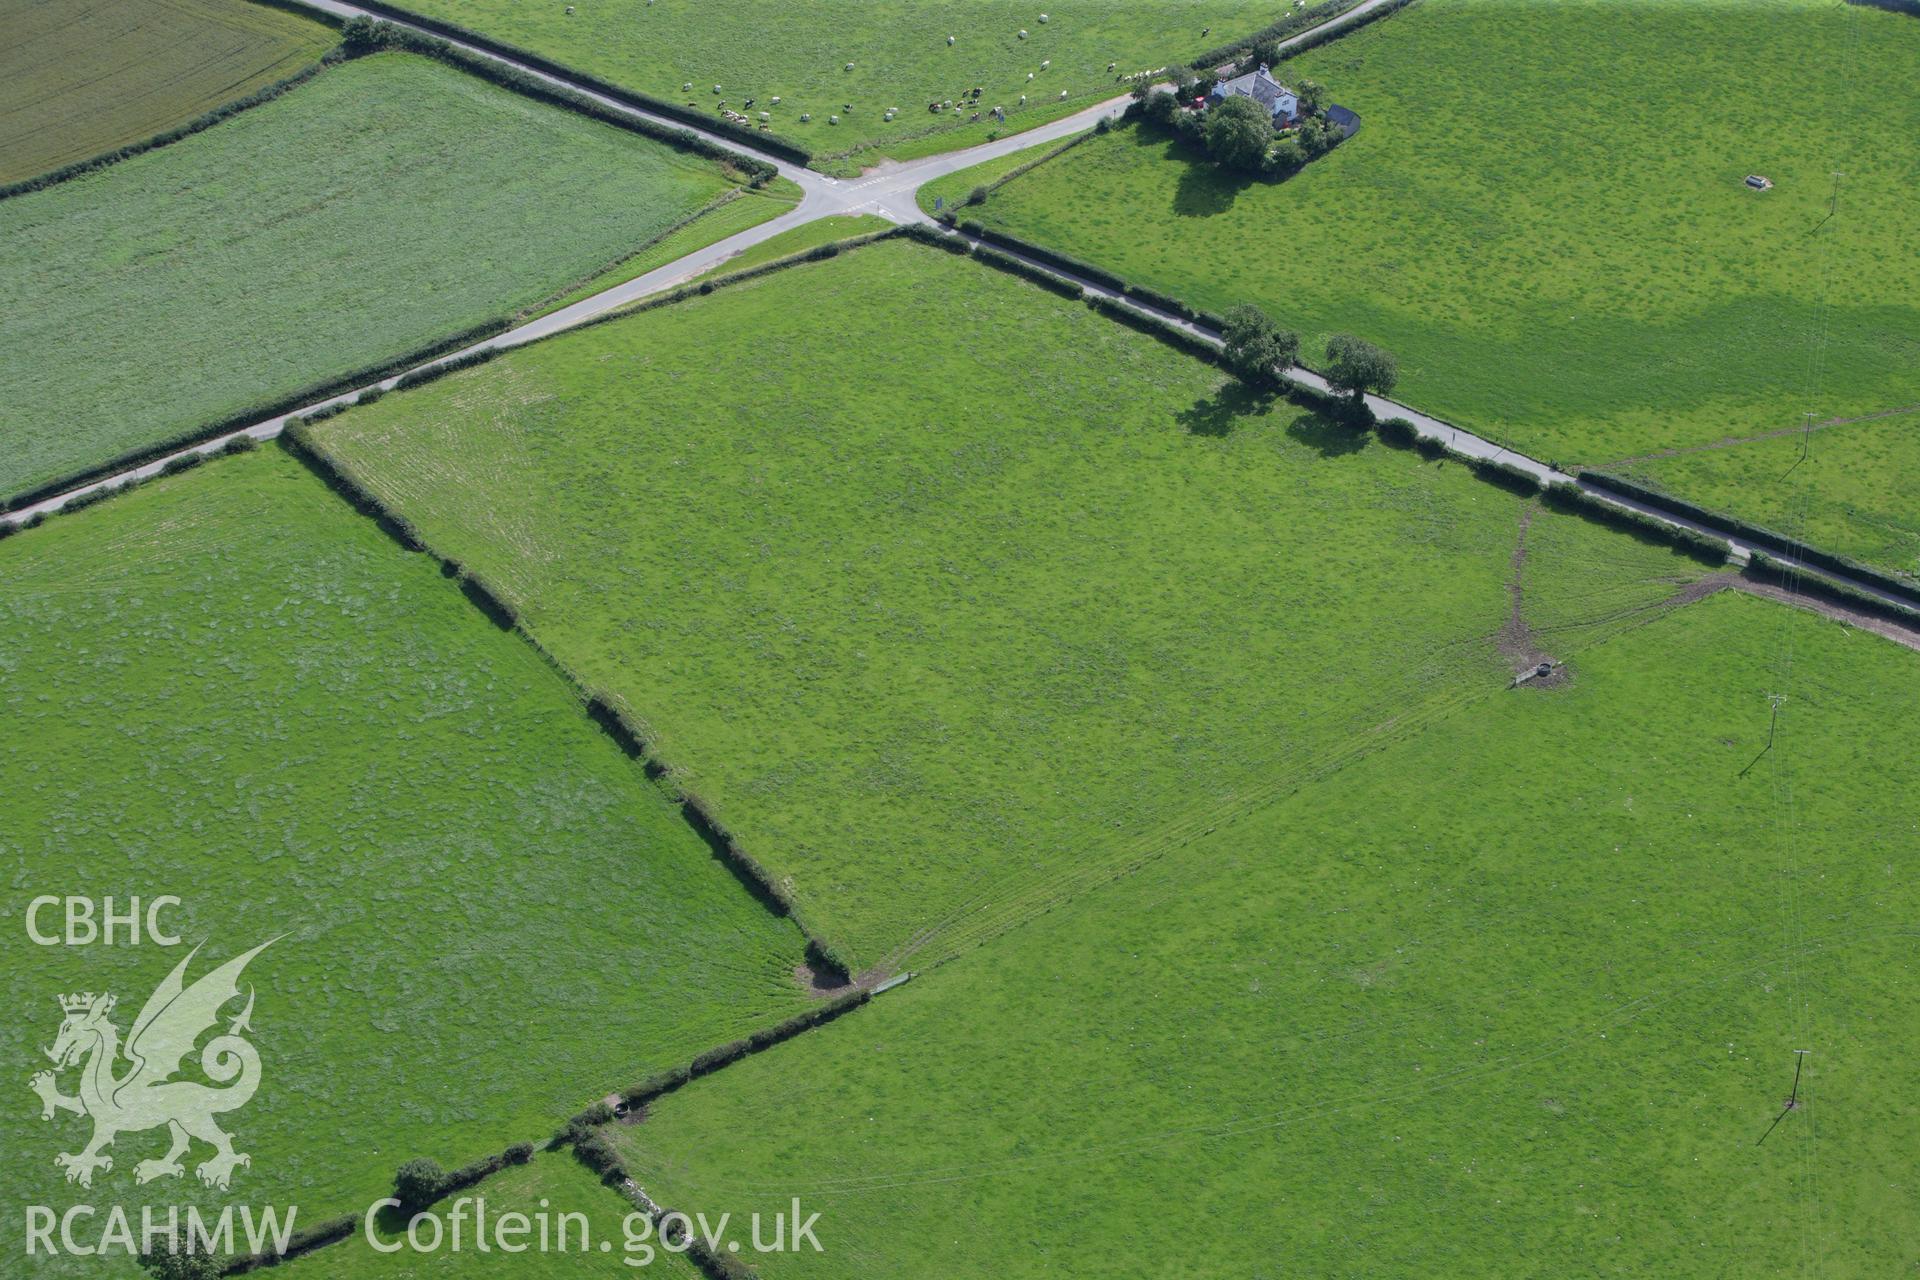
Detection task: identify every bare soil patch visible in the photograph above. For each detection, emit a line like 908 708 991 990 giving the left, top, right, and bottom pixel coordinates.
1498 504 1568 687
795 959 856 998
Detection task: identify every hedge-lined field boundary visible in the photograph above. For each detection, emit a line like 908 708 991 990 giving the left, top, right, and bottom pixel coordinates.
1581 469 1919 599
339 19 777 182
278 416 856 975
571 986 871 1135
325 0 811 164
0 59 334 201
943 130 1097 210
517 186 758 321
0 438 266 549
1 22 793 520
0 316 509 517
921 218 1920 589
1266 0 1421 63
554 225 903 336
555 988 873 1280
1741 551 1920 630
216 979 874 1276
1187 0 1369 70
5 228 908 537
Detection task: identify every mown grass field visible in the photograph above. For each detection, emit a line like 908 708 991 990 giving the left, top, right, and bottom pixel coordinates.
309 237 1719 973
0 450 810 1265
0 0 333 182
950 0 1920 570
288 1151 704 1278
0 50 764 503
1620 412 1920 586
615 590 1920 1278
394 0 1282 170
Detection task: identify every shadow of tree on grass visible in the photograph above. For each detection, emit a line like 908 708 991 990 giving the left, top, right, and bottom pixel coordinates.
1177 381 1276 436
1172 160 1255 218
1285 410 1370 456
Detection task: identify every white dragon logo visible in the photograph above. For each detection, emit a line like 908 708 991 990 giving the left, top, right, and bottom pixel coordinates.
29 940 274 1191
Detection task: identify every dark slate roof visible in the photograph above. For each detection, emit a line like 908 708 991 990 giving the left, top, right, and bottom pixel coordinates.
1326 104 1361 134
1214 65 1288 109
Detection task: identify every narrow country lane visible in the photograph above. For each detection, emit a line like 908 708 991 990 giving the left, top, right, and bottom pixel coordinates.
7 0 1913 627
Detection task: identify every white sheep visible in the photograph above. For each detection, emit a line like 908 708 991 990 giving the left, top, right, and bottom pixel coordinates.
1040 59 1050 69
1038 12 1050 21
759 111 770 121
683 82 692 91
800 112 812 121
770 96 781 104
1018 29 1027 38
1019 93 1027 103
1059 89 1068 99
1026 72 1034 81
713 84 722 93
845 62 854 71
947 35 955 45
564 5 574 14
829 114 839 124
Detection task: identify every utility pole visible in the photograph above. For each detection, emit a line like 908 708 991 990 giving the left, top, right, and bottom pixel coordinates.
1756 1050 1811 1146
1739 694 1787 778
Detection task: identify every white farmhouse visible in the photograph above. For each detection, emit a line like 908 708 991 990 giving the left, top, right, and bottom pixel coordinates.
1207 64 1300 125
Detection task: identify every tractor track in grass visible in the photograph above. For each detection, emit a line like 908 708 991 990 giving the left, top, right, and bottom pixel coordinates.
1598 402 1920 469
6 2 1916 1267
5 0 1915 993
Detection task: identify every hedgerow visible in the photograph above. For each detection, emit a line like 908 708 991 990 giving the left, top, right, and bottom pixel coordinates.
336 8 807 165
1083 293 1220 364
0 62 331 202
1541 483 1728 566
961 224 1130 293
1470 456 1545 496
1 316 509 515
970 245 1085 298
1186 0 1367 71
1581 469 1919 601
1742 551 1920 629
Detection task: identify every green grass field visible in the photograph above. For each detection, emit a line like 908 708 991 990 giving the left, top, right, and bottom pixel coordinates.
392 0 1284 170
287 1150 704 1278
0 0 333 182
0 450 810 1264
525 180 805 321
0 50 765 503
916 129 1089 214
945 0 1920 572
613 589 1920 1278
1620 412 1920 586
307 237 1720 972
